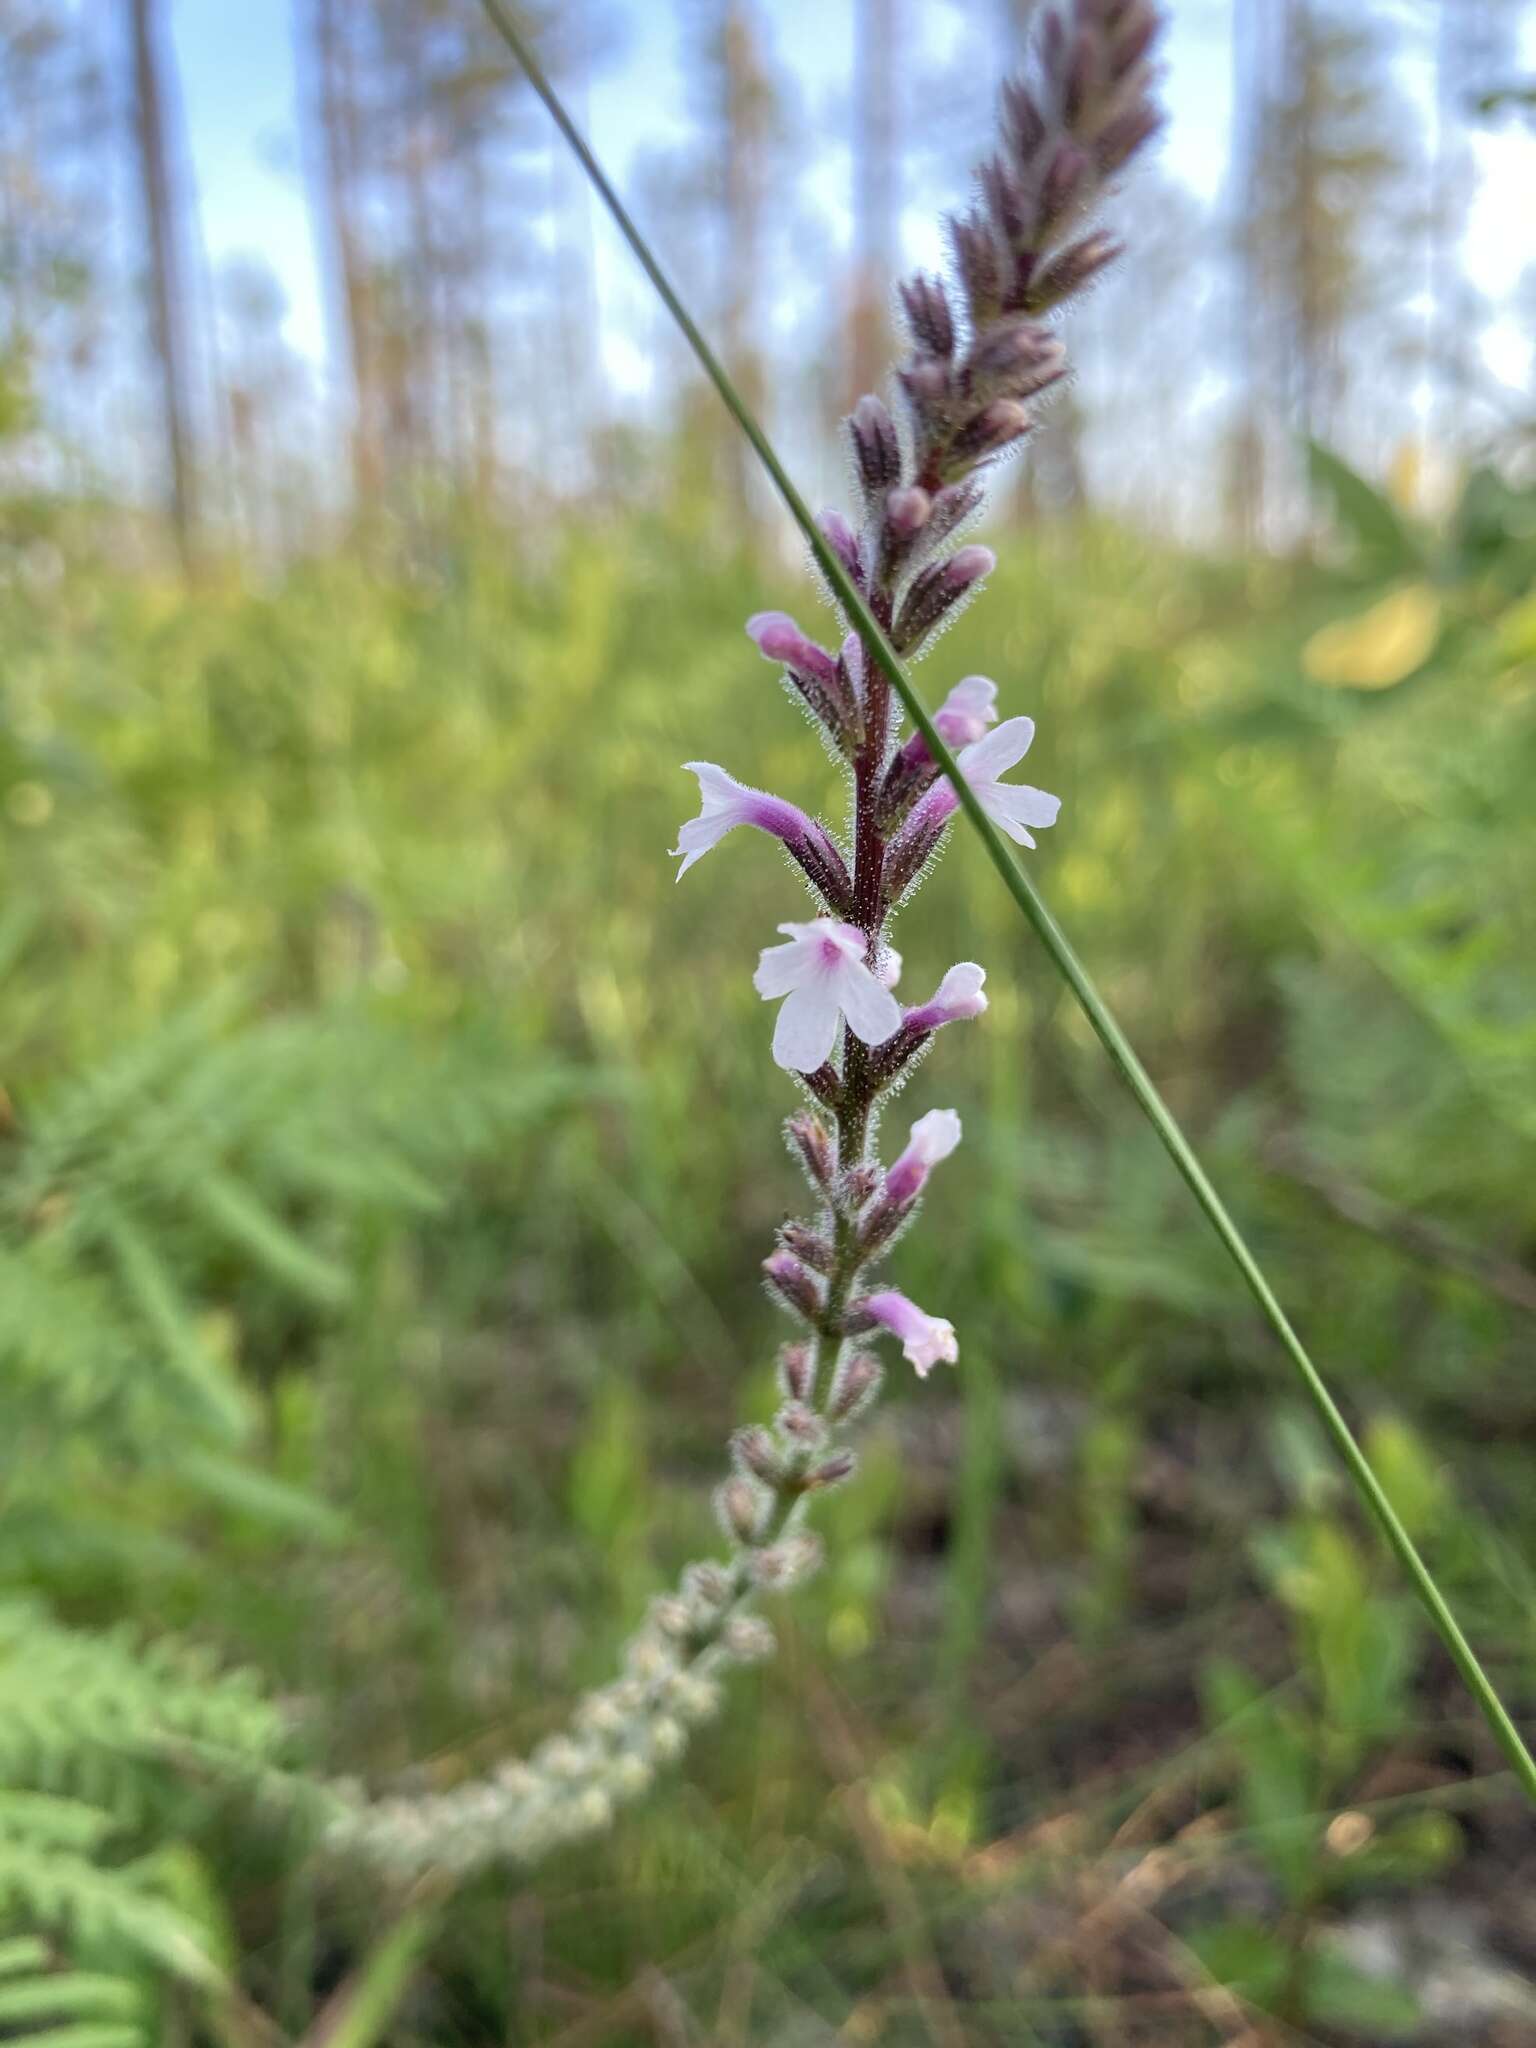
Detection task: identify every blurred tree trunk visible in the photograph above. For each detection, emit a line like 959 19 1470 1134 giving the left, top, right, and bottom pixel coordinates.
848 0 898 403
305 0 383 507
127 0 198 569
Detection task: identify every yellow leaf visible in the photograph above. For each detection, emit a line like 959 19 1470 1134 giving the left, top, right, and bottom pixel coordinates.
1303 584 1441 690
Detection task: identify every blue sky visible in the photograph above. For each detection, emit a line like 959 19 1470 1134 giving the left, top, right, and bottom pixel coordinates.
173 0 1536 396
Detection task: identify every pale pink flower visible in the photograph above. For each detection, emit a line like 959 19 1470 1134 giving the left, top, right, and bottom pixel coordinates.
956 716 1060 846
857 1288 958 1377
901 715 1060 850
903 962 988 1033
934 676 998 749
754 919 902 1073
672 763 829 881
884 1108 962 1208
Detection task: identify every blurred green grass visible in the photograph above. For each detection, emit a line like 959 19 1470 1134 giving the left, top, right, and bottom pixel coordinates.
4 484 1536 2040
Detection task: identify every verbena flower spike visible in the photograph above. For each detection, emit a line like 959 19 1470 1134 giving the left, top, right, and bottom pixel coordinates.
326 0 1535 1875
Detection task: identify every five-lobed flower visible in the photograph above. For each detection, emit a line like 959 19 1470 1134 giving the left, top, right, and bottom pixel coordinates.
753 920 902 1074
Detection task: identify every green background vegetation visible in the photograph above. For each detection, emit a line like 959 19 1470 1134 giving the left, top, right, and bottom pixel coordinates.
3 456 1536 2041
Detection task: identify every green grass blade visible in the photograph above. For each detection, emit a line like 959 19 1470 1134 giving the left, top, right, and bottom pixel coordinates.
476 0 1536 1804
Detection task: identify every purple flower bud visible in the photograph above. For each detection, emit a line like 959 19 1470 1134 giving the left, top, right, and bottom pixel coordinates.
779 1220 833 1273
776 1341 816 1404
785 1110 834 1193
885 486 932 538
1110 7 1160 83
949 211 1003 324
839 1163 880 1210
934 675 999 749
1001 79 1046 163
967 320 1065 391
763 1249 822 1323
828 1350 883 1423
746 611 839 691
817 508 864 584
1095 100 1162 175
775 1400 825 1451
946 544 996 590
1039 139 1091 236
898 273 955 360
1028 231 1122 313
951 400 1034 466
902 962 989 1033
806 1450 857 1491
751 1530 823 1587
732 1424 784 1486
980 153 1029 247
847 394 903 502
892 545 995 654
1064 27 1100 126
715 1474 767 1545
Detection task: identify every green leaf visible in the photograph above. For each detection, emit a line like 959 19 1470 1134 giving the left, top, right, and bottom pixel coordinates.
1308 1951 1420 2037
1306 441 1420 577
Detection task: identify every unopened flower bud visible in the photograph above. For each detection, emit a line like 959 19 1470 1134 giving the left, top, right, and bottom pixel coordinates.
746 610 840 690
1095 101 1162 175
753 1530 823 1587
947 544 997 588
732 1424 784 1487
840 1163 879 1210
806 1450 857 1491
779 1220 833 1272
884 1108 963 1208
1110 7 1160 82
902 961 989 1033
609 1751 654 1798
1002 79 1046 161
575 1691 630 1741
662 1671 721 1724
1028 232 1122 313
650 1596 694 1640
951 399 1033 466
536 1735 594 1782
715 1474 768 1545
885 485 932 539
776 1341 816 1403
848 394 902 501
647 1716 686 1764
817 507 863 583
775 1400 825 1452
1038 138 1091 234
950 212 1003 321
893 545 995 652
681 1562 732 1610
785 1110 835 1194
898 272 955 359
763 1248 822 1322
829 1350 884 1422
723 1615 776 1663
967 323 1066 398
570 1785 613 1834
626 1634 676 1682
